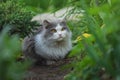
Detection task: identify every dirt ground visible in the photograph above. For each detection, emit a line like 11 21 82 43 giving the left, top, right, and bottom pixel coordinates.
24 58 72 80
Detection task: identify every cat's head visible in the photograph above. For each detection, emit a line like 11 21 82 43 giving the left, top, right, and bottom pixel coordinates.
42 19 71 41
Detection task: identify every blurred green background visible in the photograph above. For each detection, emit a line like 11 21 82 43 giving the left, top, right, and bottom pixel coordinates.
0 0 120 80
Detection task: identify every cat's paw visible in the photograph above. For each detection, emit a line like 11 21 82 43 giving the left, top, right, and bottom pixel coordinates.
46 60 56 65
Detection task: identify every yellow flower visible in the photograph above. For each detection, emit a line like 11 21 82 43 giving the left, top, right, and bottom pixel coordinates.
76 36 82 41
82 33 91 38
73 33 91 43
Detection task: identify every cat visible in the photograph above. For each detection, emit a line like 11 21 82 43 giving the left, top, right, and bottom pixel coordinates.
22 19 72 65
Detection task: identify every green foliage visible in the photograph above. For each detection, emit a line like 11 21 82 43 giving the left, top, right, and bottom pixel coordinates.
65 0 120 80
0 0 36 38
51 0 69 11
0 27 29 80
0 0 120 80
21 0 70 12
22 0 50 11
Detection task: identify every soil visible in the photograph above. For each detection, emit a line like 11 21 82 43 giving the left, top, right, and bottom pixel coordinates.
24 58 72 80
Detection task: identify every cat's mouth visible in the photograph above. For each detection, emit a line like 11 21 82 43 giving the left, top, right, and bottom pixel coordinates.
52 35 66 41
57 37 63 41
56 36 65 41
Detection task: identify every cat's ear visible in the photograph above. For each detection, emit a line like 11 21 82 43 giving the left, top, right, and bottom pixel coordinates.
43 20 50 25
43 20 50 29
61 18 67 25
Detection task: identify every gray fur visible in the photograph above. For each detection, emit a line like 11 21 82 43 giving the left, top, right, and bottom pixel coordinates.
22 20 72 64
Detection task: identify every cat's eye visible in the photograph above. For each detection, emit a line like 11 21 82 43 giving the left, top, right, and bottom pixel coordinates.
51 29 57 33
61 27 65 31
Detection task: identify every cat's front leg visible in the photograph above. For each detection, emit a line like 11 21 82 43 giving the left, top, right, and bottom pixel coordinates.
46 60 56 65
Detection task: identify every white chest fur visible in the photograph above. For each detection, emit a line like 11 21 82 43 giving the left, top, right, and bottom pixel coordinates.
34 34 72 60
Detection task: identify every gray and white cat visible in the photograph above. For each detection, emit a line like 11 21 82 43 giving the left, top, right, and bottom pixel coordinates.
22 19 72 65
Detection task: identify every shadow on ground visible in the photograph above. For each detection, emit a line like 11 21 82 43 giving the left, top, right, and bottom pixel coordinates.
24 58 72 80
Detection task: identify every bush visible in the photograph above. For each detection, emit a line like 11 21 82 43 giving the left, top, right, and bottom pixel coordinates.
1 0 120 80
65 0 120 80
0 27 29 80
0 0 36 38
18 0 120 79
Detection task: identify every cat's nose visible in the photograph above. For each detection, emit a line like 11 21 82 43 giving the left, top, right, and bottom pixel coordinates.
59 34 62 37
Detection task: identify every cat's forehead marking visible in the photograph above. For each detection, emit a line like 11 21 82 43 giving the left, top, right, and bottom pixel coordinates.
55 24 62 30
